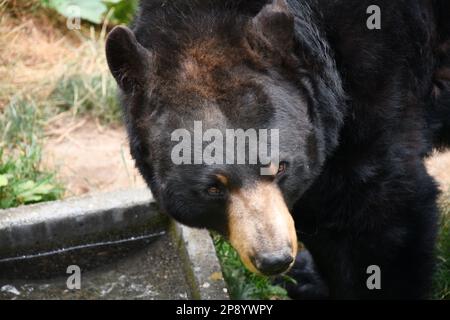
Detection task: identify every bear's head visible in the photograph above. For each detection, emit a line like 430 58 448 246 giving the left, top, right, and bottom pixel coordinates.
106 0 345 276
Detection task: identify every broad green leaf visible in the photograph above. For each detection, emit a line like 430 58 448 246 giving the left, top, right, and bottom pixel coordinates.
49 0 107 24
0 175 8 187
15 180 36 193
19 194 43 203
12 179 60 204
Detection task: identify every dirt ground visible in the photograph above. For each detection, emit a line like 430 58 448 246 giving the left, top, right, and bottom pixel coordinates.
42 116 450 197
43 116 145 197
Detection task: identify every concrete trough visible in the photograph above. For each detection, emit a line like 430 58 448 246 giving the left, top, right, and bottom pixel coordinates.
0 189 229 300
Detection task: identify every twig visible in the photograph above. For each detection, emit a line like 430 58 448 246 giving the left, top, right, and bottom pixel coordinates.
55 118 87 144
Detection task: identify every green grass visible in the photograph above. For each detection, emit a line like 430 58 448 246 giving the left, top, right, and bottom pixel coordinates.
50 73 121 125
0 97 63 209
0 145 63 209
433 193 450 300
213 234 289 300
1 97 52 148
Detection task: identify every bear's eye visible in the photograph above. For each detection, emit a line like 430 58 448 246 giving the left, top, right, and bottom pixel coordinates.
277 162 288 177
207 186 223 197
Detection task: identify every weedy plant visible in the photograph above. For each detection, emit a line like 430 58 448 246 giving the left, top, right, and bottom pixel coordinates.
0 145 63 209
213 234 289 300
433 193 450 299
0 98 63 209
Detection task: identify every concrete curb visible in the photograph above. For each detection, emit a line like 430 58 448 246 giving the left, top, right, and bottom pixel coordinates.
0 189 164 258
172 223 229 300
0 189 229 300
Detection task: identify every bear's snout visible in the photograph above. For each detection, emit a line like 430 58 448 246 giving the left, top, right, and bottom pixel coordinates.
227 182 298 275
252 250 294 276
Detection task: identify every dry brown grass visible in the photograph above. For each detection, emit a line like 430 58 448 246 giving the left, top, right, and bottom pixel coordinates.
3 0 41 17
0 1 112 111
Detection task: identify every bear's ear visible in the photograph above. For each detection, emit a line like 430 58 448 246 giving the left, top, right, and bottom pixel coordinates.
105 26 152 92
250 0 295 52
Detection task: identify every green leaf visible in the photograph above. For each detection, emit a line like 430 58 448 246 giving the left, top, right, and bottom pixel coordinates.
20 194 43 203
0 199 14 210
15 180 36 193
0 175 8 188
16 180 56 201
31 183 55 195
49 0 108 24
105 0 138 24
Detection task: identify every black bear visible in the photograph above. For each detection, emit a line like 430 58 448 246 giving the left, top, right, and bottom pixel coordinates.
105 0 450 299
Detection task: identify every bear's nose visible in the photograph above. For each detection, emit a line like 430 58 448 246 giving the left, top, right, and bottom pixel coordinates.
253 251 294 276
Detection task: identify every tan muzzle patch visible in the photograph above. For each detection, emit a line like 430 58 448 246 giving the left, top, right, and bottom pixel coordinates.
227 182 298 274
